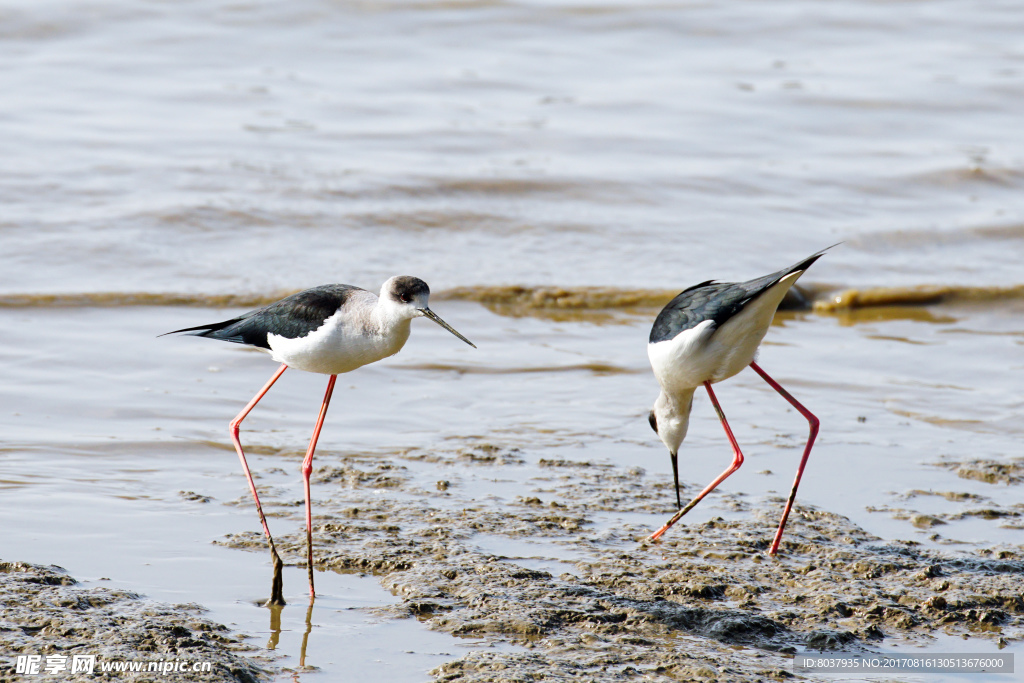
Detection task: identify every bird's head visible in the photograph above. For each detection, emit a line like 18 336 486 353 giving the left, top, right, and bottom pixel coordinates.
382 275 432 316
649 390 693 457
381 276 475 347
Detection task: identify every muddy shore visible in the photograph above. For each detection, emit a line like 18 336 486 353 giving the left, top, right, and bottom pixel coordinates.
0 562 268 682
221 446 1023 682
3 448 1019 682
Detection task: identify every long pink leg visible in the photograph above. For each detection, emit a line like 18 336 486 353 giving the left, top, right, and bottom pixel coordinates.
230 363 288 605
301 374 337 599
650 381 744 541
750 361 819 555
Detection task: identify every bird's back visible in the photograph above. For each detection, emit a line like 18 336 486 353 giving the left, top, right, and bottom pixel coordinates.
650 249 826 345
648 249 829 389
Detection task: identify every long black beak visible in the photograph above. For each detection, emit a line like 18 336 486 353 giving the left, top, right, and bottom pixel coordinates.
421 308 476 348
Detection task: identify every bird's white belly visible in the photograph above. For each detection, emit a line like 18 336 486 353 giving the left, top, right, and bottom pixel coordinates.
648 272 800 392
266 310 410 375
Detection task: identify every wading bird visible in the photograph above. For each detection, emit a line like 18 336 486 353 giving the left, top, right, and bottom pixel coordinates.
165 276 475 603
646 248 830 553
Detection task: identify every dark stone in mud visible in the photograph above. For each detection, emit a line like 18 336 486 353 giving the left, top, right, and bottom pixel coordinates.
805 630 856 650
681 582 728 600
0 561 268 682
703 613 782 641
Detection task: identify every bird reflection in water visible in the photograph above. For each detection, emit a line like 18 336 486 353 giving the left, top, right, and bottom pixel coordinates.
266 598 316 673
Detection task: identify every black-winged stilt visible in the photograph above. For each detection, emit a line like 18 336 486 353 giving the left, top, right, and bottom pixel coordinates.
165 276 475 602
646 248 831 554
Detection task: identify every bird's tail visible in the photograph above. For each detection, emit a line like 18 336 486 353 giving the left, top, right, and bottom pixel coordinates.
158 318 242 339
786 242 841 276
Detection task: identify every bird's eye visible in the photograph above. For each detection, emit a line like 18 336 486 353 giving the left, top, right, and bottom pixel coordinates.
399 293 411 303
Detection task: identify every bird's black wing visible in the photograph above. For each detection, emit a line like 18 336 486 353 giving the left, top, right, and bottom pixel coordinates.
649 280 748 344
649 247 831 344
163 284 362 349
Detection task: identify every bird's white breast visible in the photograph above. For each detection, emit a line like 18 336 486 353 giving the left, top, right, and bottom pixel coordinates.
648 319 717 392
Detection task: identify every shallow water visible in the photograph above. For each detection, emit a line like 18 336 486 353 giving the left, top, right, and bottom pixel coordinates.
2 297 1022 678
2 0 1023 680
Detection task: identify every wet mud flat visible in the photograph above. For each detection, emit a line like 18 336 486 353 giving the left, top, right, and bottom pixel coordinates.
224 447 1024 682
0 562 268 682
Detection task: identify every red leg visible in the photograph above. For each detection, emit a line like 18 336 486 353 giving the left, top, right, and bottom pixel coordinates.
650 381 744 541
749 362 819 555
301 374 336 598
230 363 288 605
231 364 287 548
